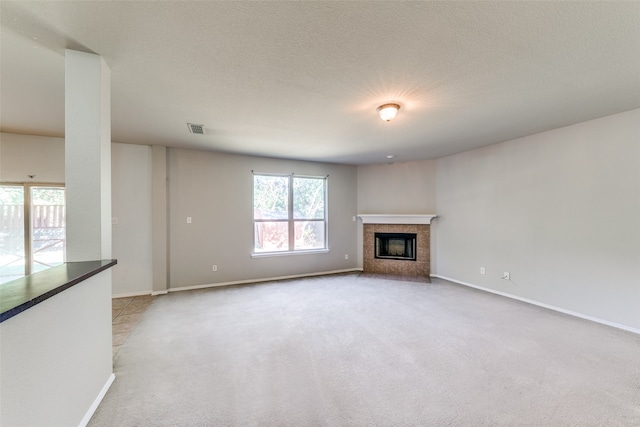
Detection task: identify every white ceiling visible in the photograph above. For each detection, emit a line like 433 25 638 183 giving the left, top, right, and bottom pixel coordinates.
1 1 639 165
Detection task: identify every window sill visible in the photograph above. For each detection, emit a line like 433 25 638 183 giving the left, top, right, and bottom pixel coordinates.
251 249 330 258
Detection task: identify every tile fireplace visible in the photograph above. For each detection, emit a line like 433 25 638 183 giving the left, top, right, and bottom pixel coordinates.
359 214 436 280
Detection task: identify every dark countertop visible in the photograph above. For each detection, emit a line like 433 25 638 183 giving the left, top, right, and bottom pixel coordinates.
0 259 117 323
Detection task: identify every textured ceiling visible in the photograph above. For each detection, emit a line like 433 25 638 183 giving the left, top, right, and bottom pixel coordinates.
1 1 639 164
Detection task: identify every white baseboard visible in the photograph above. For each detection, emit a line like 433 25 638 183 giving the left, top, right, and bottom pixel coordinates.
431 274 640 335
169 268 363 293
112 290 152 299
79 373 115 427
114 269 364 297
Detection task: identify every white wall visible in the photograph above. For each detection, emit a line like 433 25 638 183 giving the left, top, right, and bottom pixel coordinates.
357 160 437 214
4 110 640 332
0 132 64 183
111 142 153 296
151 145 168 294
64 50 112 262
1 134 359 294
168 148 359 289
0 270 113 427
0 133 154 296
356 160 437 269
435 109 640 330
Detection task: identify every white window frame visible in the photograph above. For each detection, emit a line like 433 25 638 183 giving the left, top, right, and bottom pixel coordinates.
252 173 328 257
0 182 66 282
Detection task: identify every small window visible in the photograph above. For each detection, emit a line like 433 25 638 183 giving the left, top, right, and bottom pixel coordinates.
253 174 327 254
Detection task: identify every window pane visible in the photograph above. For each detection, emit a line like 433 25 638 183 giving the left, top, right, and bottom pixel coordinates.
293 177 324 219
254 221 288 252
254 175 289 220
294 221 325 250
31 187 66 273
0 186 25 284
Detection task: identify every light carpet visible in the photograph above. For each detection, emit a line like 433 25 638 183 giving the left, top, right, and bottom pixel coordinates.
89 274 640 426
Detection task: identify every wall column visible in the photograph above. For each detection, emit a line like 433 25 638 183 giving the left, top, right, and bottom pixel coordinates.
65 49 112 261
151 145 168 293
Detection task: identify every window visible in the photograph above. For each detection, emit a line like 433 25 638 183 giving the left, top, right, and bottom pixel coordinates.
253 173 327 254
0 184 66 284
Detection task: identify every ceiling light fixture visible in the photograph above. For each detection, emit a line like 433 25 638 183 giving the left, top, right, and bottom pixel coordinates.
377 103 400 122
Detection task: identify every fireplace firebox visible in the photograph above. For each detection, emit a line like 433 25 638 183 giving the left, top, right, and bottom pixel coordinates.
375 233 417 261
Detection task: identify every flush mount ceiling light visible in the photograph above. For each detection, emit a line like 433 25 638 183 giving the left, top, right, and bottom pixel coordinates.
377 103 400 122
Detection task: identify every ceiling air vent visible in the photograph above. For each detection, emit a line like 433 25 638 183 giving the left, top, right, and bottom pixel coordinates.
187 123 206 135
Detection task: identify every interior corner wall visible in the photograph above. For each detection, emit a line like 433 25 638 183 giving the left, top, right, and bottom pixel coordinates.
111 142 153 296
356 160 437 270
151 145 168 294
167 148 358 289
435 109 640 330
0 133 154 296
356 160 437 214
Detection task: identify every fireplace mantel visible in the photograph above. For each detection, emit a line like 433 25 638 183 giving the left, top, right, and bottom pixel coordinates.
358 214 437 225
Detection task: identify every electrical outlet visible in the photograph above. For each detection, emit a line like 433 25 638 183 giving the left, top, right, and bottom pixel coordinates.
212 265 217 272
480 267 485 275
187 217 192 224
345 254 349 260
352 216 356 222
502 272 510 280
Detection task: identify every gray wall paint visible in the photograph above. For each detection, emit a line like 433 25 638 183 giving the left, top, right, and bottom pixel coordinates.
64 50 112 261
0 135 359 294
357 160 437 214
151 145 168 293
0 270 113 426
0 133 153 296
436 109 640 329
0 132 65 183
2 106 639 332
356 160 438 270
168 148 358 289
111 142 153 295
